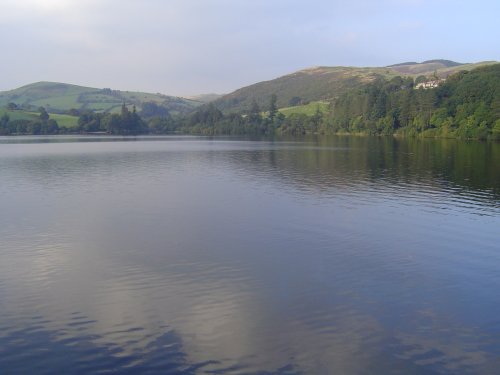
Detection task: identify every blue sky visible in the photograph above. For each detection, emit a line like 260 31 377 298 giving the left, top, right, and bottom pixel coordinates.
0 0 498 95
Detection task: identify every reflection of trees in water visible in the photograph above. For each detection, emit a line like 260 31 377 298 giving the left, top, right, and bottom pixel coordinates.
240 136 500 200
3 136 499 202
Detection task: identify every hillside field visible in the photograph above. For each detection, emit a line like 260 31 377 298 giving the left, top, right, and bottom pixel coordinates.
0 109 79 128
279 101 330 117
0 82 201 115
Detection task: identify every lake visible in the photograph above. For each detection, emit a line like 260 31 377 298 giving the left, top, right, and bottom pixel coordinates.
0 135 499 374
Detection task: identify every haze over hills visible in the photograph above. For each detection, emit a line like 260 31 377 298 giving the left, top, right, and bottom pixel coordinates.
213 60 497 113
0 81 201 115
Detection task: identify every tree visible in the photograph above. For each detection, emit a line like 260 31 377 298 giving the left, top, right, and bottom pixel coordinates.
47 119 59 134
39 107 49 122
248 100 262 124
140 102 170 119
311 105 323 129
288 96 302 106
0 113 10 135
103 113 121 134
268 94 277 122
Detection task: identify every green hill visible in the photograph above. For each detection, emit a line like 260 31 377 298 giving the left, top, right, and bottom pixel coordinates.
214 61 497 113
187 93 224 103
0 81 201 115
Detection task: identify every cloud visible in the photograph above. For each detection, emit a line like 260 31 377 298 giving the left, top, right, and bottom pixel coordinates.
0 0 498 95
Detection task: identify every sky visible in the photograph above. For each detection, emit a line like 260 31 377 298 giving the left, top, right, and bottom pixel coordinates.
0 0 499 96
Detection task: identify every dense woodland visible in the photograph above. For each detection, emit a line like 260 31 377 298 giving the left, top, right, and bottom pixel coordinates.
1 64 499 139
178 64 500 139
328 64 500 139
76 104 147 134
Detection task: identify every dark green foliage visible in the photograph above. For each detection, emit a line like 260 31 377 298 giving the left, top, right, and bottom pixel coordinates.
288 96 303 106
0 116 60 135
268 94 278 122
325 64 500 139
68 108 80 116
77 104 148 135
78 111 103 132
39 107 49 121
140 102 170 119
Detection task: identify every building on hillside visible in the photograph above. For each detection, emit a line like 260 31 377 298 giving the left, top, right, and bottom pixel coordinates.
415 78 446 89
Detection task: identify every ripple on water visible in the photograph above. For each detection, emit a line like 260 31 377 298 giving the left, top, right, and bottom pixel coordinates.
1 136 499 374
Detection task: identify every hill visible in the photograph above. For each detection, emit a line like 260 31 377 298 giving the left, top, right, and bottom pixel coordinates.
187 93 224 103
213 60 497 113
0 81 201 115
177 63 500 140
388 59 463 70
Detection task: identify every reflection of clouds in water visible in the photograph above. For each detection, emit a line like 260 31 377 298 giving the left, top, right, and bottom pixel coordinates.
391 307 495 374
1 232 498 374
1 138 500 374
0 234 70 320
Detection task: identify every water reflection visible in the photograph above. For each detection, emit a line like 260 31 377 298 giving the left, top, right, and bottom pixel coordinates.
0 136 499 374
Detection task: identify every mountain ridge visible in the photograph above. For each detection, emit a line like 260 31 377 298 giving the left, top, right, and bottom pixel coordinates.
213 60 497 112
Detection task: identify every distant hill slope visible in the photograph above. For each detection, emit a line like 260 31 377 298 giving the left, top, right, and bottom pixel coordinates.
388 59 463 69
0 81 201 115
387 59 465 74
187 93 224 103
214 60 497 113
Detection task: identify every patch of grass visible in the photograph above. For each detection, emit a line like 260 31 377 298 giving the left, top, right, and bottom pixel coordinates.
46 113 79 128
0 109 78 128
30 94 81 110
279 101 330 117
0 109 38 121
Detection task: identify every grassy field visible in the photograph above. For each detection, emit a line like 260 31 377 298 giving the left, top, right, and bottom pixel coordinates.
45 113 79 128
0 109 37 121
279 101 330 117
1 109 79 128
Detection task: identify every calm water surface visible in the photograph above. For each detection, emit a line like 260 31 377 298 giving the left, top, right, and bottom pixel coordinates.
0 135 499 374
